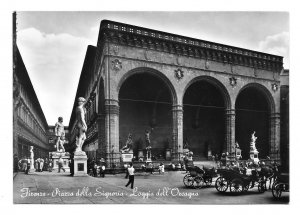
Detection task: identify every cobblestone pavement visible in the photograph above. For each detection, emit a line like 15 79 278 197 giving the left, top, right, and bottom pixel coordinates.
13 170 289 204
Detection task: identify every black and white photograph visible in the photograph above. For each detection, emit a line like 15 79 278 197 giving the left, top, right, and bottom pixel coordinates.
7 2 295 208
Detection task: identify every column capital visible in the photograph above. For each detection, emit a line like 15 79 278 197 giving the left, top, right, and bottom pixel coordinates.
270 112 280 119
225 109 236 115
172 104 183 112
104 99 119 106
104 99 119 115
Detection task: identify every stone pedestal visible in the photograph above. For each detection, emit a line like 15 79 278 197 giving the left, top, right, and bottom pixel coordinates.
29 159 35 172
73 151 88 177
146 150 152 162
250 150 259 164
138 149 144 160
121 152 133 163
165 149 171 161
235 148 242 160
207 149 212 159
51 152 70 172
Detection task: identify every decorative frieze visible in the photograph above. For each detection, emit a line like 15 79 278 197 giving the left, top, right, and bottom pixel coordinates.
99 20 283 72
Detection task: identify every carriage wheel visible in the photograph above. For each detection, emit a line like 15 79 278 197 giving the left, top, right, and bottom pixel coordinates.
244 183 249 192
230 178 244 193
192 176 205 189
272 183 283 199
215 177 228 192
183 174 194 188
204 176 213 187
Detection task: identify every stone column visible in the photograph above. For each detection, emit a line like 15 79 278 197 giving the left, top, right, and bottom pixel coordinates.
104 99 120 168
269 112 280 160
225 109 235 156
97 114 106 160
172 105 183 161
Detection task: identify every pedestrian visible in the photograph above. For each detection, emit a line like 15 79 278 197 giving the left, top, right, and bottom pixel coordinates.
93 163 98 177
148 162 154 174
40 158 44 172
44 158 49 171
19 157 27 172
37 158 41 172
25 157 30 174
124 163 129 179
125 163 135 189
159 163 164 174
58 156 65 173
100 164 106 178
48 159 53 172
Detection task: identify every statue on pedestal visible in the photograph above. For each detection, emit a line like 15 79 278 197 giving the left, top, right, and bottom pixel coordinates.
54 117 65 152
250 131 258 151
249 131 259 163
56 134 66 152
29 146 35 170
121 133 133 153
145 129 153 161
75 97 87 153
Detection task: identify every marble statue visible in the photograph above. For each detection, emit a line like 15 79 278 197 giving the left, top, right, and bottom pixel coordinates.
54 117 65 152
250 131 257 151
145 129 152 147
57 134 66 152
75 97 87 152
145 129 153 161
29 146 35 170
183 137 189 149
121 133 133 153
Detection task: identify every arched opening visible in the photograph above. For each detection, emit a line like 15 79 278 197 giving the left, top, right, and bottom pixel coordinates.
118 71 174 160
235 86 270 159
183 80 226 160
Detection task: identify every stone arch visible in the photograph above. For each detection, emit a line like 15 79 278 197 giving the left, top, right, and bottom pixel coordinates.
117 67 177 159
182 75 231 158
235 82 275 159
236 83 275 113
117 67 178 104
183 75 231 109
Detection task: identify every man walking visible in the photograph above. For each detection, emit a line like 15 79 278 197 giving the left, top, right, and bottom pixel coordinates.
58 156 65 173
125 163 135 189
25 157 30 174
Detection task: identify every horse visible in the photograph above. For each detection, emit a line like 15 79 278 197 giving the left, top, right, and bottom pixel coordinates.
259 164 279 189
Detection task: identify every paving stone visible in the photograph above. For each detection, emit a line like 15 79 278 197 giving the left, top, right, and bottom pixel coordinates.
13 171 289 204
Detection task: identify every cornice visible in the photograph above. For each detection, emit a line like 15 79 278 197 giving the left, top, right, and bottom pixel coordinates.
98 20 283 72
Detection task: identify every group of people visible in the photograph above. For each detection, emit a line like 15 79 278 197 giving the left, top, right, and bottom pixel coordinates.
88 158 106 178
18 157 54 174
18 157 31 174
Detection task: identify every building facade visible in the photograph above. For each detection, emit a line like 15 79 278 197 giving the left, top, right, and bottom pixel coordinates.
13 47 51 167
280 69 289 171
69 20 284 168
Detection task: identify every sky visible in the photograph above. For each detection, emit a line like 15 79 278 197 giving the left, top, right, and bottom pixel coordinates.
16 11 289 125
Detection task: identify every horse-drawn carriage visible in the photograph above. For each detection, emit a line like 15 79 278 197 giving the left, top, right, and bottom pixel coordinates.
183 166 217 189
215 168 267 193
272 173 289 199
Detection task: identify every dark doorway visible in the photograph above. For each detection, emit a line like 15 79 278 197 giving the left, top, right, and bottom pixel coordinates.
119 72 173 160
235 87 270 159
183 80 226 159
